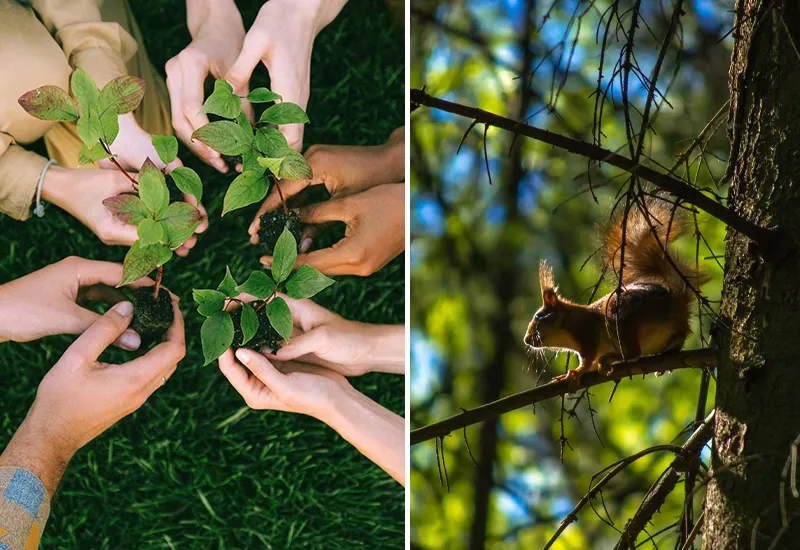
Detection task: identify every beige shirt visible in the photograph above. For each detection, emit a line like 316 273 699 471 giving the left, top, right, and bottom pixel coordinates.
0 0 137 220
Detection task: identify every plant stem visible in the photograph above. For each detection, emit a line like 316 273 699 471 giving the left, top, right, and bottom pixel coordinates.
153 266 163 301
99 140 138 188
273 176 289 215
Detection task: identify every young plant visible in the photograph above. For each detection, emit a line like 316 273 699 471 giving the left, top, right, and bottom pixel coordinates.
191 79 311 253
19 69 205 339
194 227 334 365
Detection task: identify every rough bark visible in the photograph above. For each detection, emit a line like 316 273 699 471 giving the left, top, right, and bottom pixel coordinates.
703 2 800 548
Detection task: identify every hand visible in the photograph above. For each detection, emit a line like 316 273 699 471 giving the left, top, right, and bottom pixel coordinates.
260 183 405 276
2 298 184 492
166 0 247 172
98 114 183 173
0 256 148 348
219 348 350 419
41 166 206 256
262 295 404 376
225 0 347 150
248 130 406 242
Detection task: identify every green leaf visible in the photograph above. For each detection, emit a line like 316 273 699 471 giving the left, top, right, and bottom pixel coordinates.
137 218 164 245
103 194 150 224
202 311 234 365
98 109 119 144
18 86 79 122
242 148 266 175
192 121 252 155
285 265 335 299
119 241 172 286
266 297 293 342
217 266 238 298
78 143 113 165
278 148 312 180
254 127 288 156
200 79 242 119
76 115 102 145
258 102 310 125
169 166 203 202
235 271 276 300
160 202 201 249
139 158 169 217
70 68 99 114
236 110 254 138
97 75 146 115
221 171 269 216
247 88 282 103
256 156 284 177
240 303 259 346
193 289 227 317
152 134 178 165
271 227 298 283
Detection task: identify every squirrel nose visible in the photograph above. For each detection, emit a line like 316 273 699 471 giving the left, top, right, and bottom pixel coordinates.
524 332 533 346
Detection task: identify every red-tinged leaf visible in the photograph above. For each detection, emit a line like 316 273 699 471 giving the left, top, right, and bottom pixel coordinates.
98 76 146 116
18 86 79 122
102 193 150 224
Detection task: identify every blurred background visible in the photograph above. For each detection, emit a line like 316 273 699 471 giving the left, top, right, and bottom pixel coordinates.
410 0 731 548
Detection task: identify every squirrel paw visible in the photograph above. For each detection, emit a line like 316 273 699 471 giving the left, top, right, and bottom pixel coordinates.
655 369 674 377
552 370 582 392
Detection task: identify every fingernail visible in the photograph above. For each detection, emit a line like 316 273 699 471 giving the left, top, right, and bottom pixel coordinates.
120 330 141 350
300 238 312 253
236 348 250 364
114 301 133 316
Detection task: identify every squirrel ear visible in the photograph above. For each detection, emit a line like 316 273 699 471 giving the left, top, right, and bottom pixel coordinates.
543 289 558 307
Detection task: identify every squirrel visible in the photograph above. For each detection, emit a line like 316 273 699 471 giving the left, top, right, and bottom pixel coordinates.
523 198 709 388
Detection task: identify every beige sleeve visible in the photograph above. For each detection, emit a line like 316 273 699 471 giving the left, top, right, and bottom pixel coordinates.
30 0 138 87
0 133 48 221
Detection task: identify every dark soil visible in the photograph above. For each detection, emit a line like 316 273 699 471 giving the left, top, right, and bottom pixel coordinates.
258 209 303 255
222 154 243 167
230 305 283 351
131 286 173 341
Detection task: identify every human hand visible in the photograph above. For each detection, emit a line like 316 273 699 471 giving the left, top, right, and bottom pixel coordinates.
21 297 184 457
0 256 150 348
225 0 348 150
219 348 350 419
260 183 405 276
166 0 248 172
261 295 404 376
248 130 406 242
41 166 206 256
98 114 182 173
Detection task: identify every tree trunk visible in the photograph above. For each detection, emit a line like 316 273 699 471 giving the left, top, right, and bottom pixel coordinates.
703 2 800 548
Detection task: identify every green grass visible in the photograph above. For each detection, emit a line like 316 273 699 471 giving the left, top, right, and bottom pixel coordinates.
0 1 404 548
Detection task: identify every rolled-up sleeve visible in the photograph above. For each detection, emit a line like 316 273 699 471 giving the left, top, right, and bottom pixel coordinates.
31 0 138 87
0 467 51 550
0 133 47 221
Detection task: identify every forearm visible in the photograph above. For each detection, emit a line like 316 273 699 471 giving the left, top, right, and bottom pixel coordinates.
322 386 405 485
382 126 405 183
364 324 405 374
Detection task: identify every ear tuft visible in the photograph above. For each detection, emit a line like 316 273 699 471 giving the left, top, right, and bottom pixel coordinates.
543 289 558 307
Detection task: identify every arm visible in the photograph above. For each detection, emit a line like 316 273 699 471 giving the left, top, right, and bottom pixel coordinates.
0 133 48 221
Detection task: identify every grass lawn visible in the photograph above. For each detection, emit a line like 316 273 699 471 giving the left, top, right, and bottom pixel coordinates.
0 0 405 548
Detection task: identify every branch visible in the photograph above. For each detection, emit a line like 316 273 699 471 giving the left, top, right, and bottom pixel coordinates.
410 349 717 446
614 410 716 550
410 89 778 252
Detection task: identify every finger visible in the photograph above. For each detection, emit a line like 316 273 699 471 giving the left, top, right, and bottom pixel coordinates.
277 293 334 330
299 199 351 225
263 329 320 362
68 258 125 289
68 305 141 351
299 223 329 253
235 348 286 391
249 179 309 239
64 300 134 363
124 296 185 382
79 283 126 305
269 245 354 276
263 59 309 151
182 194 209 233
225 32 265 97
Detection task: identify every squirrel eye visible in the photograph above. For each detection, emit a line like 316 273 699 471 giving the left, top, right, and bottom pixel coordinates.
535 311 551 321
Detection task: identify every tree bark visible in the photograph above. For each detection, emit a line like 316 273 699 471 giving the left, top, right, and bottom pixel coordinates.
703 3 800 548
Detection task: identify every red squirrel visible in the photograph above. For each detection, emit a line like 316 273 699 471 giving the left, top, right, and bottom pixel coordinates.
523 199 708 387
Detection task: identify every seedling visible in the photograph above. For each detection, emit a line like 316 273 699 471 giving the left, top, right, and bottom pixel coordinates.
194 228 334 365
191 79 311 252
19 69 205 339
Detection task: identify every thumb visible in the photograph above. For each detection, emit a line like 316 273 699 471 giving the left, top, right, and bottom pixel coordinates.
225 32 265 95
235 348 286 390
64 301 134 363
267 328 323 362
299 198 351 224
70 305 141 351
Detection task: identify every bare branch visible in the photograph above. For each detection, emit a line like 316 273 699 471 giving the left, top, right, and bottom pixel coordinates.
410 349 717 446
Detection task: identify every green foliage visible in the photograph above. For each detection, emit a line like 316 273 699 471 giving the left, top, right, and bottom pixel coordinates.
193 231 333 364
169 166 203 202
194 79 313 216
71 68 99 114
119 240 172 286
139 159 170 217
151 134 178 165
17 86 79 122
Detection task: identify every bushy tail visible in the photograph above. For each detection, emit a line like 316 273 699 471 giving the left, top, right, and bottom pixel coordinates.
603 199 709 301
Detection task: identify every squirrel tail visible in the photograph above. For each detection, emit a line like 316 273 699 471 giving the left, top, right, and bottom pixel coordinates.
603 198 709 301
